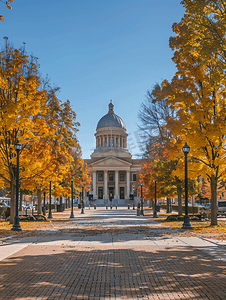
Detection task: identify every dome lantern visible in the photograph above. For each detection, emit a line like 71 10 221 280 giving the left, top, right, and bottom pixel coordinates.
108 100 114 114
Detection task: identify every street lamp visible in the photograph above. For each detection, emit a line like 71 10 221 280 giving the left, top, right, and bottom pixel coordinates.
81 185 84 214
182 142 192 229
43 192 46 216
11 141 22 231
48 181 52 218
153 179 157 218
140 183 144 216
70 178 74 218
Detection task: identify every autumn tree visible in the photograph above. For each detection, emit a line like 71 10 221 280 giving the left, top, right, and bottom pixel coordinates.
0 40 50 223
22 80 83 214
0 39 87 223
165 0 226 225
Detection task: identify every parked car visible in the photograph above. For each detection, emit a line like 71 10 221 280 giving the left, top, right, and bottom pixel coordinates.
217 201 226 217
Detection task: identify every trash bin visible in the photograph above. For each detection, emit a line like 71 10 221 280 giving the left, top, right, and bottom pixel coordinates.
156 204 161 212
57 204 61 212
115 204 117 209
137 208 140 216
94 204 96 209
128 204 130 209
78 203 81 209
106 204 108 209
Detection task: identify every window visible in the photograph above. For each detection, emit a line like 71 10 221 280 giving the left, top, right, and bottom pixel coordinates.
105 137 107 146
116 137 118 147
120 138 122 147
123 139 125 148
98 173 103 181
109 173 114 182
101 137 103 146
132 174 136 182
120 174 125 181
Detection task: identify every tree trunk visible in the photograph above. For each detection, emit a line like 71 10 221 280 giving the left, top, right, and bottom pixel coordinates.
10 182 16 224
210 174 218 226
167 197 171 213
19 190 23 211
37 189 42 215
177 185 182 215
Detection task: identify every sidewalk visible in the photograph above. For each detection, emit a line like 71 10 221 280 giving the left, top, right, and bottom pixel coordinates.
1 208 226 299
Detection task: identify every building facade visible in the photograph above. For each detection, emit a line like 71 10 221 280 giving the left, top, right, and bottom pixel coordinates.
84 101 141 202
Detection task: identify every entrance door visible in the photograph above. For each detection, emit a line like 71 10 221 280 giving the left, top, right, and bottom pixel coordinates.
98 187 103 199
120 187 124 199
109 187 114 200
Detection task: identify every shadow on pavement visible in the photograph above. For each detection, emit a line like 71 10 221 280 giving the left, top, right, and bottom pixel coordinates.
1 245 226 299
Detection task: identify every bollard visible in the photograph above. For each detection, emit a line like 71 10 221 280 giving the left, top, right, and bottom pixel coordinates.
137 207 140 216
128 204 130 209
94 204 96 209
133 204 135 210
111 205 112 209
106 204 108 209
115 204 117 209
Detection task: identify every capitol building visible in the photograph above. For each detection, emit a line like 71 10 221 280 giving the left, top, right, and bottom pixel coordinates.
84 101 141 204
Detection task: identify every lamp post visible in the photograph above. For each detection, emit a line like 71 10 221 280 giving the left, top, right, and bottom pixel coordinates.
182 142 192 229
81 185 84 214
153 179 157 218
140 183 144 216
11 141 22 231
48 181 52 218
70 178 74 218
43 192 46 216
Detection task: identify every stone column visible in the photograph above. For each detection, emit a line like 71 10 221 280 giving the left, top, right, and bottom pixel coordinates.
126 171 130 199
104 170 108 199
93 171 97 199
115 170 119 199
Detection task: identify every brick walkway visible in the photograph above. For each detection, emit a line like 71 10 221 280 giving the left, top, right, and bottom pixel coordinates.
1 244 226 299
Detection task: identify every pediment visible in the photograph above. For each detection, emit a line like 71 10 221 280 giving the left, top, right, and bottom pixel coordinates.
90 156 131 167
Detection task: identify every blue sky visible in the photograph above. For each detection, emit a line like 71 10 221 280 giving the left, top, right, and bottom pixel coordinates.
1 0 185 158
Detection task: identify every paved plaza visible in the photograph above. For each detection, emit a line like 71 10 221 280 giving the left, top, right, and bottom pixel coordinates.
1 208 226 299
